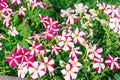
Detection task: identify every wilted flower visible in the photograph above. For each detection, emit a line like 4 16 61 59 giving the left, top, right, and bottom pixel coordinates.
8 26 18 36
105 54 120 70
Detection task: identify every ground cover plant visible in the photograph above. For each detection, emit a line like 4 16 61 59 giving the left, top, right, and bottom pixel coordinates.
0 0 120 80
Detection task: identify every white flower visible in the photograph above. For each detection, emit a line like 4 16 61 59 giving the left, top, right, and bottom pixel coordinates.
8 26 18 36
29 62 46 79
18 62 28 78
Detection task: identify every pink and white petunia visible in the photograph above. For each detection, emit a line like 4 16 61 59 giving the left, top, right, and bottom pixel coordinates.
0 2 8 10
60 8 74 18
58 36 74 51
61 64 78 80
69 56 82 68
66 14 78 24
18 62 28 78
29 41 42 56
0 42 2 50
51 45 61 56
105 54 120 70
110 18 120 34
72 28 85 44
8 26 18 36
2 15 11 27
74 3 88 14
93 57 105 73
39 14 48 22
86 43 103 60
12 0 22 5
38 49 50 55
41 57 54 73
6 52 21 67
17 6 26 18
69 47 82 58
29 62 46 79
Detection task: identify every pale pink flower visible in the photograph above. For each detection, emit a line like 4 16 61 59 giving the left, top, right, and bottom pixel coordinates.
61 64 78 80
12 0 22 5
18 62 28 78
72 28 85 44
69 47 82 58
51 45 61 56
29 62 46 79
8 26 18 36
66 14 78 24
41 57 54 73
105 54 120 70
60 8 74 18
110 18 120 34
58 36 74 51
29 41 42 56
74 3 88 14
93 57 105 73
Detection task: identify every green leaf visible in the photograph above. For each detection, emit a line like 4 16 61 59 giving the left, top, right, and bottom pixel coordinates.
12 13 19 26
34 8 50 16
114 73 120 80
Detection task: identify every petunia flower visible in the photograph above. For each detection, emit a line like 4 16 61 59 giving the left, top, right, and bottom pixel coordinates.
38 49 50 55
18 62 28 78
51 45 61 56
29 61 46 79
8 26 18 36
2 15 11 27
41 57 54 73
110 18 120 34
12 0 22 5
58 36 74 51
61 64 78 80
72 28 85 44
105 54 120 70
39 14 48 22
69 47 82 58
0 2 8 10
6 52 21 67
0 42 2 50
85 43 103 60
74 3 88 14
29 41 42 56
93 57 105 73
17 6 26 18
69 56 82 68
60 8 74 18
66 14 78 24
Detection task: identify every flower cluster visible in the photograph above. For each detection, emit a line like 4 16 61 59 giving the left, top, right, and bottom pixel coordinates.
0 0 119 80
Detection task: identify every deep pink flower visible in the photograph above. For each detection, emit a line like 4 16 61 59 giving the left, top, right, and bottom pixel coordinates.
6 51 21 67
39 14 48 22
12 0 22 5
2 15 11 27
105 54 120 70
2 6 12 15
0 2 8 10
61 64 78 80
93 57 105 73
29 41 42 56
0 0 6 3
41 57 54 73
